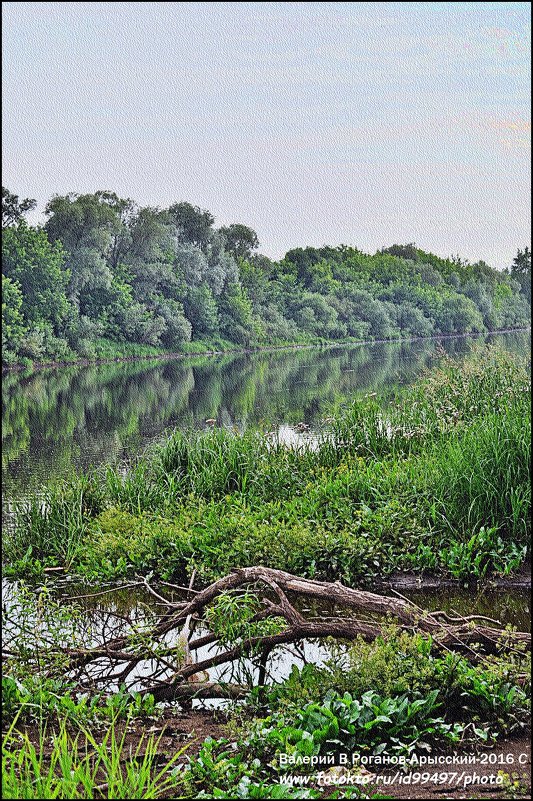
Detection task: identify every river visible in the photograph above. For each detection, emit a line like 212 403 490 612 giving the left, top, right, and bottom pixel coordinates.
2 330 530 698
2 331 529 508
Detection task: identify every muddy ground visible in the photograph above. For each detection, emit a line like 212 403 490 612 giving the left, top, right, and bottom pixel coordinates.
7 707 530 799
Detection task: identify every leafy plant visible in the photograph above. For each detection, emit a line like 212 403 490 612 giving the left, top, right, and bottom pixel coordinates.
2 711 188 799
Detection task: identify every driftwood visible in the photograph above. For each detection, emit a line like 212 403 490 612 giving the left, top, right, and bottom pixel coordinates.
5 567 530 704
158 682 248 702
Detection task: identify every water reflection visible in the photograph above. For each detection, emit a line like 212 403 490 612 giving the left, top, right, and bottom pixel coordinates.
2 331 530 506
402 586 531 632
3 577 529 708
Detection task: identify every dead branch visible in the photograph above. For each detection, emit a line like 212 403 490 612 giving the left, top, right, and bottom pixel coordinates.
5 567 530 704
149 681 248 702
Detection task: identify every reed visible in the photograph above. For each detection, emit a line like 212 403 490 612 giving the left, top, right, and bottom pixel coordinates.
2 711 187 799
4 345 530 583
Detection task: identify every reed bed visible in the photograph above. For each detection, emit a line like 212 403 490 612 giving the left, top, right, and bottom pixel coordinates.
4 345 530 584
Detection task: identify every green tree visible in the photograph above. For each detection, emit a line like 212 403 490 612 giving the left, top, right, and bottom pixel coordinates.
45 193 121 307
98 192 136 271
127 206 175 265
155 297 192 347
511 247 531 303
4 185 529 364
218 282 254 345
346 289 392 339
219 223 259 260
167 202 214 251
436 294 484 334
397 302 434 337
205 231 239 295
183 285 220 338
2 275 27 357
2 187 37 228
2 224 69 329
381 243 419 262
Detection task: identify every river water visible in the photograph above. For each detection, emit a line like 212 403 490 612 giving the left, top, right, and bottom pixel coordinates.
2 331 529 507
2 333 530 700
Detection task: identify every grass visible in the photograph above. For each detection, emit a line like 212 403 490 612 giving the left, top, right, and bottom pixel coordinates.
90 338 171 360
3 345 530 584
7 332 332 369
3 623 529 798
2 711 188 799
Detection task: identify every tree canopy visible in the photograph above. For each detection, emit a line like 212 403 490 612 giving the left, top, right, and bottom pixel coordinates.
2 187 37 229
2 186 530 366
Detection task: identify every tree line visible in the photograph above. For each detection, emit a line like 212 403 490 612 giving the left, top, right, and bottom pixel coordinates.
2 186 531 366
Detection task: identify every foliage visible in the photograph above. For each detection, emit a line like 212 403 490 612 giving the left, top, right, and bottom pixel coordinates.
219 223 260 260
4 347 530 583
2 276 26 360
206 591 285 654
1 674 160 726
259 689 459 757
179 630 530 794
2 186 530 366
168 201 215 251
269 629 530 736
2 224 69 331
511 246 531 304
184 634 530 796
2 187 37 228
186 736 327 798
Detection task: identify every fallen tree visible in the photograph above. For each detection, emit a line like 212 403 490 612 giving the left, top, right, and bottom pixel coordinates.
4 567 530 703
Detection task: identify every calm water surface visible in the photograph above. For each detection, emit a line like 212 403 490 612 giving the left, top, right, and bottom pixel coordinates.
3 331 529 507
3 577 529 703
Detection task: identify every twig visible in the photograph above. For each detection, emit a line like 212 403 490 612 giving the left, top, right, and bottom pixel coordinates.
64 583 143 601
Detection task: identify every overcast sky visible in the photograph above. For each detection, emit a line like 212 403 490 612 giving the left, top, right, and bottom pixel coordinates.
2 2 530 268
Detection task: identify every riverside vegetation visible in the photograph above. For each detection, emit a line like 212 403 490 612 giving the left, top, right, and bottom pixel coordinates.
2 345 531 798
6 333 528 508
2 187 531 367
2 619 531 799
4 345 530 584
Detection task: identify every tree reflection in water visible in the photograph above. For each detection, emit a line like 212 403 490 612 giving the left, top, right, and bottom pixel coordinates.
2 331 529 507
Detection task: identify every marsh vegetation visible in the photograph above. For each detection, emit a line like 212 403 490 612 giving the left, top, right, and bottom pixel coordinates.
2 344 531 798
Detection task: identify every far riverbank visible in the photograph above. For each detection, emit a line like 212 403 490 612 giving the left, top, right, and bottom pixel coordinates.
3 326 530 373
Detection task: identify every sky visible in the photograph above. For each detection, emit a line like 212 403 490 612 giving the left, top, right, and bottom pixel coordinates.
2 1 531 268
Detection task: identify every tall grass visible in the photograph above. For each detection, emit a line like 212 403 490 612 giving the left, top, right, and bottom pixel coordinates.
4 345 530 583
430 404 530 538
328 344 530 460
2 711 187 799
104 427 319 512
4 476 105 570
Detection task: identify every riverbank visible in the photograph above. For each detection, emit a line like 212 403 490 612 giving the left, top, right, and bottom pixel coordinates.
3 344 530 799
3 587 530 799
4 345 530 585
3 707 530 800
2 327 530 373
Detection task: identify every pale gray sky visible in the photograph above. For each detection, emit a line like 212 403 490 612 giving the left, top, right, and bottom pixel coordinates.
2 2 531 267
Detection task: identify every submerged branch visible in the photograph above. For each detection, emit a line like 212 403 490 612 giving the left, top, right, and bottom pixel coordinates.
4 567 529 703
